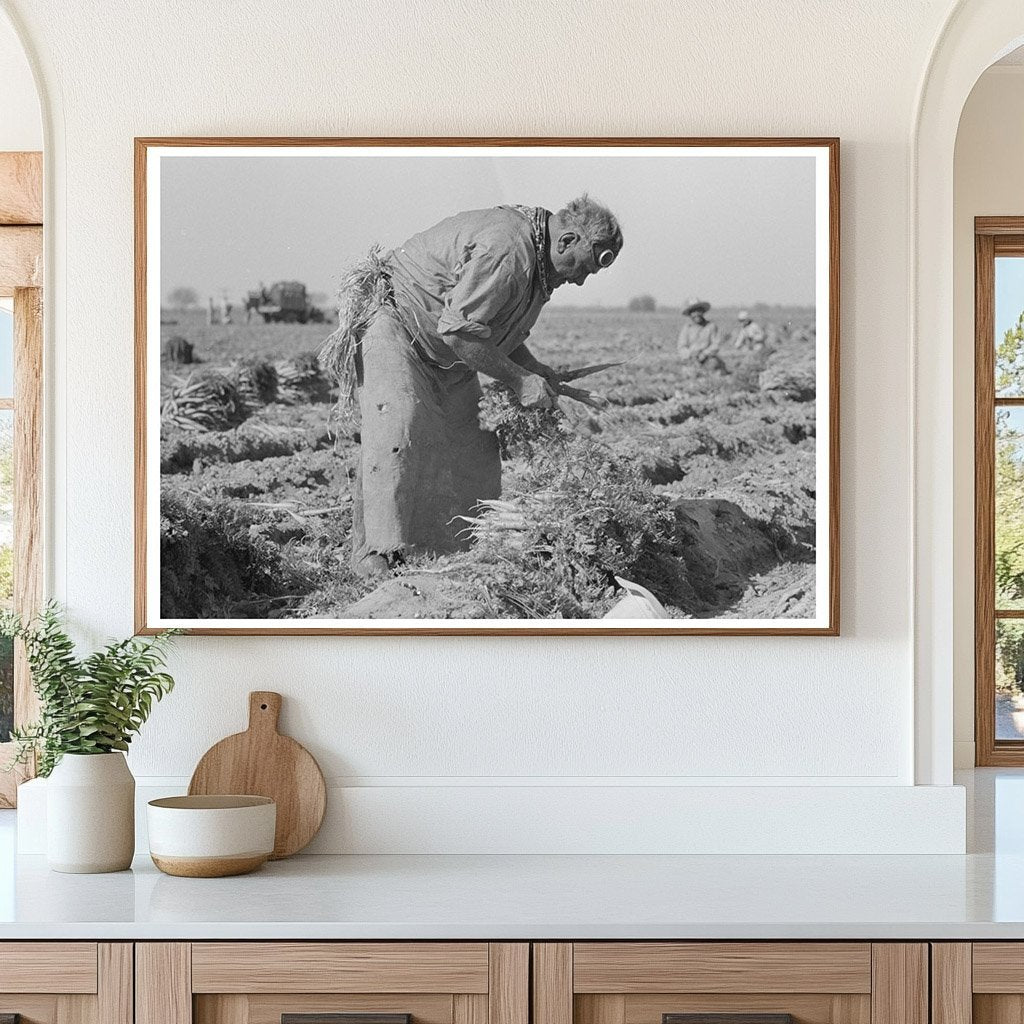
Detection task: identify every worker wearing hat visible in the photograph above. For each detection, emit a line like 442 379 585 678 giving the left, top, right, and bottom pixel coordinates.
733 310 768 352
677 297 726 372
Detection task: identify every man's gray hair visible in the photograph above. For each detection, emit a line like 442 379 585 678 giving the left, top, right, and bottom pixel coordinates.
558 193 623 250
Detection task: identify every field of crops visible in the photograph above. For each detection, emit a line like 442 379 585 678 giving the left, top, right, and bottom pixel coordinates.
158 305 818 621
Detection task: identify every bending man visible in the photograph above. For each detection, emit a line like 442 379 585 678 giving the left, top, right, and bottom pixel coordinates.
330 195 623 576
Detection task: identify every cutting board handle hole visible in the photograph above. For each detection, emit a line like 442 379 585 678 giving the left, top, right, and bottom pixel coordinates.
260 703 268 710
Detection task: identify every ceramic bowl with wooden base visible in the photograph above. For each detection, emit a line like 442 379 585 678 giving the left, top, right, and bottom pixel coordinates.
147 795 276 877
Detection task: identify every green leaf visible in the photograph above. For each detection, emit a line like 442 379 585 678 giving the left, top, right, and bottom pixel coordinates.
1 603 179 776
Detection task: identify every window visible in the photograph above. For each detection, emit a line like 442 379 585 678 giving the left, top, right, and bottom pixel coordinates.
975 219 1024 764
0 288 42 806
0 150 43 806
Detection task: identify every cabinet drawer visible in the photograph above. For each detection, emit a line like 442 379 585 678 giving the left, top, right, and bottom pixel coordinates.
572 944 871 994
139 943 528 1024
191 944 490 994
0 942 98 994
0 943 130 1024
973 944 1024 992
534 944 926 1024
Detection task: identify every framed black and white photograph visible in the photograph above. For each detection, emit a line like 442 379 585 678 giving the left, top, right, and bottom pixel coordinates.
135 137 839 635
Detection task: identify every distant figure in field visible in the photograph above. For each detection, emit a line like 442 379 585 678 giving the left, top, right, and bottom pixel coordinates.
221 296 233 325
678 298 726 373
732 310 768 353
245 282 267 324
206 297 216 326
163 335 195 365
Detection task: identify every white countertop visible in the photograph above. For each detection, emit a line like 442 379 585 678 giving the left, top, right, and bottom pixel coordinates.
0 849 1021 940
0 769 1021 941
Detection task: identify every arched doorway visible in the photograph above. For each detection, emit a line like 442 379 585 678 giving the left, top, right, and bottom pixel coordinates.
914 1 1024 785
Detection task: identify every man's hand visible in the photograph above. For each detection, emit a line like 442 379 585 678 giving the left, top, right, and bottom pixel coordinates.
515 374 556 409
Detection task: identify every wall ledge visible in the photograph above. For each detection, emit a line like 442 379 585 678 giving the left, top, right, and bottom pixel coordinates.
18 778 967 856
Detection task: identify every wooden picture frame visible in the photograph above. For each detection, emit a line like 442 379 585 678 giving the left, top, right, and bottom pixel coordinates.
135 137 839 636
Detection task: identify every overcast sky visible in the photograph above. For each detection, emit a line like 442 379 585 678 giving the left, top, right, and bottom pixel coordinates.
997 257 1024 340
0 309 12 395
160 150 818 309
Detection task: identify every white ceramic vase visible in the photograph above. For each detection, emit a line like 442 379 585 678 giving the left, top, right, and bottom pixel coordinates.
46 752 135 873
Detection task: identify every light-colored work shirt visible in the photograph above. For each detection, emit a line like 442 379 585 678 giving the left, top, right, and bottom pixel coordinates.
387 206 551 368
678 319 722 358
734 321 767 349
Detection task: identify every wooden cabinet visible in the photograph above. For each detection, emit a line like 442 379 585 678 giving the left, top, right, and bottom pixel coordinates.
136 944 528 1024
932 943 1024 1024
0 938 957 1024
0 943 132 1024
532 944 928 1024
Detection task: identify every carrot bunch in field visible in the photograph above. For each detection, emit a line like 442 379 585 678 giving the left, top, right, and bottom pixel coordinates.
161 371 248 433
454 414 690 619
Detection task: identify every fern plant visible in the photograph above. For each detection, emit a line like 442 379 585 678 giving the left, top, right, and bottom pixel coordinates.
1 603 179 777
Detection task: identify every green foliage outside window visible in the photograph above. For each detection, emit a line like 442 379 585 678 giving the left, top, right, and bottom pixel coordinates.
997 311 1024 396
996 408 1024 609
996 312 1024 694
998 621 1024 695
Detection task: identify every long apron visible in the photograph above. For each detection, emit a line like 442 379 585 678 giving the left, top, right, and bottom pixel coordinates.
350 309 501 565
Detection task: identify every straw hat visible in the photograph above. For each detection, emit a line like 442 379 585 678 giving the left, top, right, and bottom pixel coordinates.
737 310 751 321
682 297 710 315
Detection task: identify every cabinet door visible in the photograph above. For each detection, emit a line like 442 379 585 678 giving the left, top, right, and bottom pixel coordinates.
940 943 1024 1024
0 943 131 1024
137 943 528 1024
533 944 927 1024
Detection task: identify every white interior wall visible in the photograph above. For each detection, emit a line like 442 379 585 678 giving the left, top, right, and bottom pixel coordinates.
0 0 976 852
952 65 1024 767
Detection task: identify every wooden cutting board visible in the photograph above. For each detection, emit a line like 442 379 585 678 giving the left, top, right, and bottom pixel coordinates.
188 691 326 859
